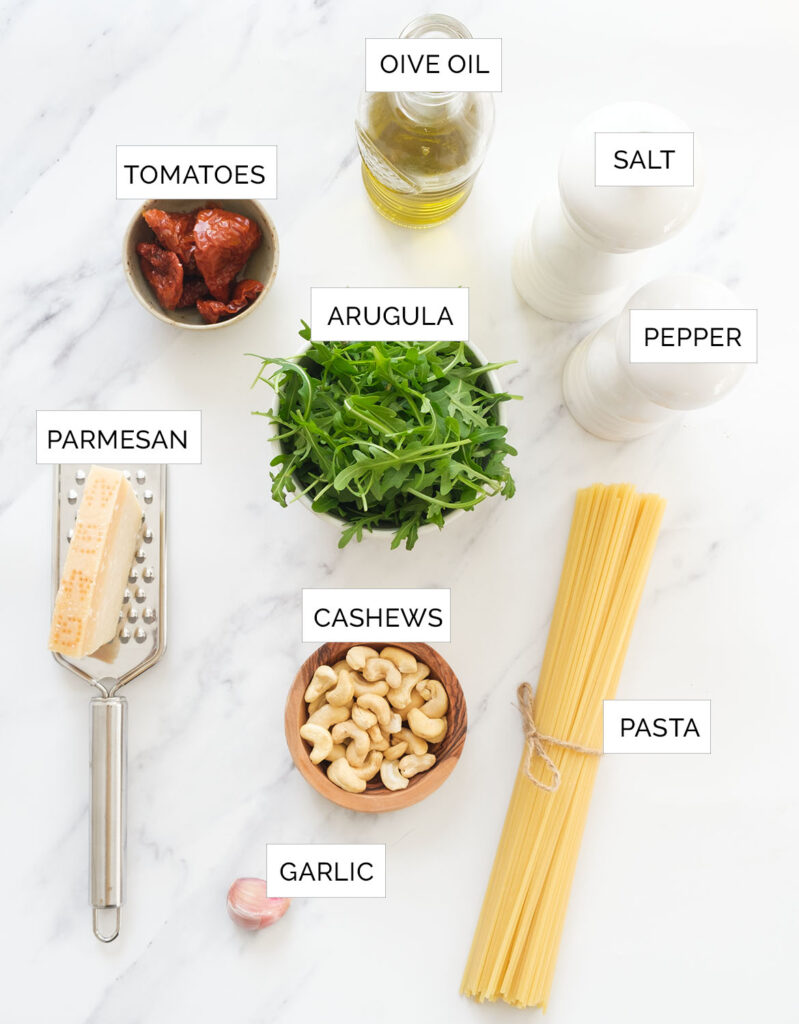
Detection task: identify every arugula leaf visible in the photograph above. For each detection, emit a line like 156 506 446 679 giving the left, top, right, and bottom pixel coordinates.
251 333 519 550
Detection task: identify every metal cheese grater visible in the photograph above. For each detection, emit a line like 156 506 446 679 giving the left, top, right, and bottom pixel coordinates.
51 464 167 942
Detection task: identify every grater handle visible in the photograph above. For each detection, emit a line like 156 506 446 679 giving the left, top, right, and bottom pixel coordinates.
90 696 127 942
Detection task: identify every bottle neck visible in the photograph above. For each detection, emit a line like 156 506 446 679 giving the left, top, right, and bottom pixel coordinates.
394 89 467 124
396 13 472 122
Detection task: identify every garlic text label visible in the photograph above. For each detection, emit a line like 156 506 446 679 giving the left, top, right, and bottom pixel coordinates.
266 844 386 897
310 288 469 342
116 145 277 199
595 132 694 187
302 589 451 642
37 410 202 464
366 38 502 92
603 700 711 753
629 309 758 364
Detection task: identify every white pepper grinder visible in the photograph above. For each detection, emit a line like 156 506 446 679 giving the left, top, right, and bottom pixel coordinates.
562 273 746 440
512 102 704 322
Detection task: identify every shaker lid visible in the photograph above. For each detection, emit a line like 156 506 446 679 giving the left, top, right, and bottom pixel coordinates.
558 102 704 253
616 274 746 410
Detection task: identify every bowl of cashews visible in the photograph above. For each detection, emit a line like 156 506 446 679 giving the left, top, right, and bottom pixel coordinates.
285 641 467 812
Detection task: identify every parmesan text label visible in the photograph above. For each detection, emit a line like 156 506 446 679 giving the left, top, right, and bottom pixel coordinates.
37 410 202 464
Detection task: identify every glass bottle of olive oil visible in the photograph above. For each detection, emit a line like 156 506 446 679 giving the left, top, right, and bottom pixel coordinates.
356 15 495 228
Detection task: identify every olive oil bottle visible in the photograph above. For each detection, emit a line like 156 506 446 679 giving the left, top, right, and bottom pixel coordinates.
356 15 494 228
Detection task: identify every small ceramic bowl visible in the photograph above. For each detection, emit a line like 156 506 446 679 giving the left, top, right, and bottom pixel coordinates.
123 198 278 330
285 641 467 813
266 341 503 542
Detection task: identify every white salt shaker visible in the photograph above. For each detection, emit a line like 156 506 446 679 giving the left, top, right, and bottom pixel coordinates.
562 273 746 440
512 102 704 322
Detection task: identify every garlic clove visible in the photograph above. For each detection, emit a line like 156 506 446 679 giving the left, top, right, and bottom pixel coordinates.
226 877 290 931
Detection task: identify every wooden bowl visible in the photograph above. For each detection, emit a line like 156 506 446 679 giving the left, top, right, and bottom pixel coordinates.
122 197 278 330
285 642 467 813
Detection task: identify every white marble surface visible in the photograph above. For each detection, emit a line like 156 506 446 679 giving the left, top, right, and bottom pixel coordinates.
1 0 797 1021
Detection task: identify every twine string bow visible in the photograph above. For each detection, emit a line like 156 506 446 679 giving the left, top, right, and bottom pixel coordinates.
516 683 602 792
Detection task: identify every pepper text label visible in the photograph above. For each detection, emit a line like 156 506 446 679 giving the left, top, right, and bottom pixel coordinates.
629 309 758 364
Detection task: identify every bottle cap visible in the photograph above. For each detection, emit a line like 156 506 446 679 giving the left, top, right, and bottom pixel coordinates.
617 274 746 410
558 102 704 253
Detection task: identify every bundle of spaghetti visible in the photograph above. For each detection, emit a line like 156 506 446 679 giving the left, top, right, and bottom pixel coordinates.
461 483 666 1009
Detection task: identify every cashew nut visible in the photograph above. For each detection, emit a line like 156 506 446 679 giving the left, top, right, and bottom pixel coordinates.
408 707 448 744
380 759 409 791
351 674 389 699
384 741 408 761
356 693 392 729
368 724 389 751
307 693 328 717
308 703 350 730
346 646 379 671
327 757 366 793
393 727 429 757
328 743 346 762
387 662 430 710
399 752 436 778
352 704 378 731
418 679 448 718
363 657 402 689
380 646 418 675
399 689 425 719
331 721 371 766
326 668 355 707
299 722 334 764
304 665 338 703
351 749 383 781
387 712 402 734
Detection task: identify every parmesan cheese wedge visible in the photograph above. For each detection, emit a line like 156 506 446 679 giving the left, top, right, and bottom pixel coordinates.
49 466 144 658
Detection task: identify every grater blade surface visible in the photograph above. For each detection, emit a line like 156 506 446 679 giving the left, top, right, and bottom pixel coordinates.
51 463 167 690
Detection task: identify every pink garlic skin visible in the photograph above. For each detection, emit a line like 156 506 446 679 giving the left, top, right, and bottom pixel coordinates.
227 877 291 931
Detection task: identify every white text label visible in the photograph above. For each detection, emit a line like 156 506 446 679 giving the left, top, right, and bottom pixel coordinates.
302 589 450 642
366 38 502 91
629 309 758 364
595 132 694 187
603 700 711 753
266 844 386 897
37 410 202 464
310 287 469 342
116 145 277 199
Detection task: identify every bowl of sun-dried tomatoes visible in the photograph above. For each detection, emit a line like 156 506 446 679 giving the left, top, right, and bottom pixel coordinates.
123 198 278 330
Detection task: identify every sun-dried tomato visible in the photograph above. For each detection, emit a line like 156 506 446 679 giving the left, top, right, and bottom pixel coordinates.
143 208 198 271
193 208 261 301
136 243 183 311
196 278 264 324
176 276 210 309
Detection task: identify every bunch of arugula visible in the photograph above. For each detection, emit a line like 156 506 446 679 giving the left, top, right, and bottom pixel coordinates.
251 325 519 550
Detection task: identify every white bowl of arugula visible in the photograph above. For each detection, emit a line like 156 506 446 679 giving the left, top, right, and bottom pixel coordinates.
251 325 519 550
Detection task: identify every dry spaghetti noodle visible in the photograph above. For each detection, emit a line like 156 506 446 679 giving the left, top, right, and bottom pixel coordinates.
461 483 666 1009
